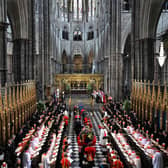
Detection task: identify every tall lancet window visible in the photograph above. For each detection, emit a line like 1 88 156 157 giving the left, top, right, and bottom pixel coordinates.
79 0 82 20
92 0 96 18
61 0 64 21
88 0 92 20
64 0 68 21
74 0 78 20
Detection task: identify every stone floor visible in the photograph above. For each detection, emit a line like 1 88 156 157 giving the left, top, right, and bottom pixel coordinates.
64 94 107 168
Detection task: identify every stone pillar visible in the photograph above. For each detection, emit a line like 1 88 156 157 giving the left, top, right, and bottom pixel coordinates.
142 38 154 81
36 0 50 99
0 22 7 86
110 0 122 100
107 27 111 95
133 38 155 82
31 0 36 80
104 58 108 93
37 0 44 99
13 39 29 82
131 0 140 80
43 0 50 86
131 1 155 82
0 0 7 86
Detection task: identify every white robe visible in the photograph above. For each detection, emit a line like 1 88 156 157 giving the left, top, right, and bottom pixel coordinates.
1 164 7 168
42 155 50 168
22 152 31 168
152 152 163 168
64 110 69 117
32 137 39 150
134 157 141 168
100 128 108 146
0 153 4 161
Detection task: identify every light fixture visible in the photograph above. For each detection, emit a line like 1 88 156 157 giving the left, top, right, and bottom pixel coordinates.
157 41 167 67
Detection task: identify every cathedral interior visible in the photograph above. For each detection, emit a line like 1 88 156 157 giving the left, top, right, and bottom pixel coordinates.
0 0 168 167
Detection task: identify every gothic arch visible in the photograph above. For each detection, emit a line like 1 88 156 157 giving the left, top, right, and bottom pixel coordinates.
140 0 165 38
73 54 83 73
62 50 68 64
88 49 94 64
7 0 29 39
121 19 131 54
72 45 83 58
62 50 68 73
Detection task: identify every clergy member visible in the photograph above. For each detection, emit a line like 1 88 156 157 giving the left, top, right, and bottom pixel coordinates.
99 126 108 146
152 150 163 168
22 150 31 168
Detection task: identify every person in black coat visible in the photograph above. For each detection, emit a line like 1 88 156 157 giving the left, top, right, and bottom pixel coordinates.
74 119 82 135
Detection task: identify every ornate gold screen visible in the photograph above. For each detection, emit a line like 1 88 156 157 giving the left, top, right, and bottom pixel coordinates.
54 74 104 93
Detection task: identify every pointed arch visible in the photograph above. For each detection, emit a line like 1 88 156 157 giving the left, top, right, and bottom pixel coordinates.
7 0 29 39
62 50 68 73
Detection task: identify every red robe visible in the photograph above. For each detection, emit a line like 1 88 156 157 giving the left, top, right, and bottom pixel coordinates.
84 146 96 161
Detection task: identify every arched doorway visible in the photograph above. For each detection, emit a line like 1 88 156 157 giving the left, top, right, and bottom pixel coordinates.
73 54 83 73
88 50 94 73
62 50 68 73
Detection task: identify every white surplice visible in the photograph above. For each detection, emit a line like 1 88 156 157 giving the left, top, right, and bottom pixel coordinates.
22 151 31 168
99 128 108 146
152 151 163 168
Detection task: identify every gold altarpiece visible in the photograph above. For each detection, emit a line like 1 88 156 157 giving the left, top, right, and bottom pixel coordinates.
54 74 104 93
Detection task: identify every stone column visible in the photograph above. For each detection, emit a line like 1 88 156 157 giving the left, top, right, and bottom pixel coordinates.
38 0 44 99
13 39 29 82
36 0 50 99
0 0 7 86
43 0 50 86
131 0 140 80
104 58 108 93
110 0 122 100
131 1 155 82
0 22 7 86
142 38 154 81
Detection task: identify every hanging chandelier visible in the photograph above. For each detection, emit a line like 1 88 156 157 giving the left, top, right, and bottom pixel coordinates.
157 41 167 67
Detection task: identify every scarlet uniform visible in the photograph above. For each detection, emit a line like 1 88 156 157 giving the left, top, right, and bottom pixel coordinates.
112 159 124 168
61 157 71 168
64 116 69 126
91 136 96 146
84 146 96 161
103 95 106 104
75 115 81 119
1 162 7 168
63 137 67 145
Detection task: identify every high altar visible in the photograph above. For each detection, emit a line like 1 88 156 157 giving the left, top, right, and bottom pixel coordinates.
54 74 104 94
